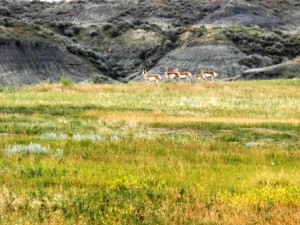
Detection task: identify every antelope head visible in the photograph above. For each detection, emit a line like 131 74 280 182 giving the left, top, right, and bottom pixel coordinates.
142 69 147 77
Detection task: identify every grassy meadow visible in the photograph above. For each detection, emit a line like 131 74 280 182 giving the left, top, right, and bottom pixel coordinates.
0 80 300 224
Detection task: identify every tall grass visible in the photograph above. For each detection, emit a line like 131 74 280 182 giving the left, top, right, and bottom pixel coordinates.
0 80 299 224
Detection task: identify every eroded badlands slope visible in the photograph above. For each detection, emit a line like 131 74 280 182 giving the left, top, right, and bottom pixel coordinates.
0 0 299 84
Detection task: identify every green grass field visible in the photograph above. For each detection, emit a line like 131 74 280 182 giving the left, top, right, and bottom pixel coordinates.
0 80 300 224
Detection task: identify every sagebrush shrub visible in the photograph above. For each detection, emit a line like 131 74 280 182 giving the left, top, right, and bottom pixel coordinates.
5 143 49 156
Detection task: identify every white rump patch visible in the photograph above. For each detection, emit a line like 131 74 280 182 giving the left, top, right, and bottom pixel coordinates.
167 74 177 79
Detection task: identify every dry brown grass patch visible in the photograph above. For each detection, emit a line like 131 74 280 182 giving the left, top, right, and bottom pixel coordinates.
81 110 300 125
293 56 300 63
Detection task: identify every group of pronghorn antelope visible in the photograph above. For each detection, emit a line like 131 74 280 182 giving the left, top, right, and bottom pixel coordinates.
143 66 219 83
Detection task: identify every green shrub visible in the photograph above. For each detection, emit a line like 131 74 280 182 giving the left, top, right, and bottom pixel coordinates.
59 77 74 87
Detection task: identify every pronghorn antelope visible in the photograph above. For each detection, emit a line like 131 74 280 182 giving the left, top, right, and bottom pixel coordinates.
194 73 205 81
196 66 219 80
165 67 180 81
143 69 162 83
177 68 192 81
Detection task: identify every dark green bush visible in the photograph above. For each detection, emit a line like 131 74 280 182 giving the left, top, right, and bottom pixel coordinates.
90 31 98 37
224 27 300 63
238 56 256 68
0 7 11 17
2 18 14 27
102 24 112 31
108 28 121 38
72 26 81 35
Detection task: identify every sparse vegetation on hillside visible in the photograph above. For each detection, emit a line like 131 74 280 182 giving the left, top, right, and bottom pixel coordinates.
224 26 300 66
